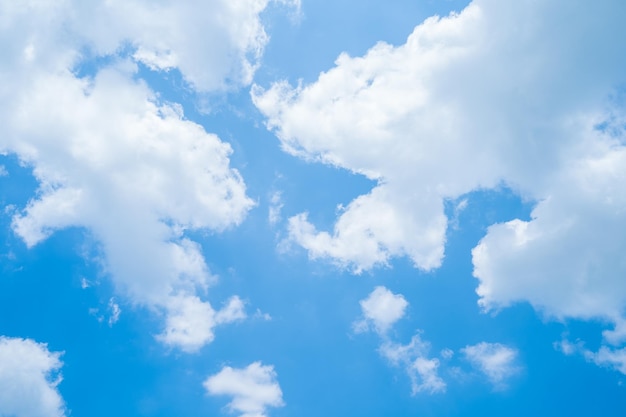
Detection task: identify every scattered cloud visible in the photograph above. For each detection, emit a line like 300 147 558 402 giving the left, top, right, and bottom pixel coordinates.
555 337 626 375
0 336 66 417
253 309 272 321
353 286 408 335
268 191 284 226
355 287 445 394
0 165 7 176
587 346 626 375
440 348 454 360
204 362 284 417
462 342 520 389
107 297 121 327
254 0 626 356
380 336 446 395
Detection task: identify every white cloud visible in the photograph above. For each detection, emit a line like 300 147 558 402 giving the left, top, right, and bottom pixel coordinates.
587 347 626 375
555 337 626 375
204 362 284 417
0 165 7 176
462 342 520 389
0 337 66 417
355 287 445 394
158 295 246 353
253 0 626 354
0 0 305 351
380 336 446 394
353 286 408 335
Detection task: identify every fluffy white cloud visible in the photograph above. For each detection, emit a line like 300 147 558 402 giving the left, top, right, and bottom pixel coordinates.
254 0 626 355
158 295 246 353
353 286 408 334
0 337 66 417
204 362 284 417
0 0 302 351
472 145 626 340
462 342 519 389
0 0 298 92
3 64 252 351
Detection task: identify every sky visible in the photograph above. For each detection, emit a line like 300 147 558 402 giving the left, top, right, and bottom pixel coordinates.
1 0 626 416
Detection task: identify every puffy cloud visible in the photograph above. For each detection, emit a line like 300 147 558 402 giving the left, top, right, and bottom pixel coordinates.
157 295 246 352
204 362 284 417
462 342 519 389
0 0 304 351
0 0 298 92
4 65 252 351
0 337 66 417
472 144 626 339
355 287 445 394
254 0 626 355
353 286 408 335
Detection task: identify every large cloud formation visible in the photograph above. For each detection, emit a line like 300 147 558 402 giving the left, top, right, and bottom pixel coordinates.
0 0 297 351
253 0 626 369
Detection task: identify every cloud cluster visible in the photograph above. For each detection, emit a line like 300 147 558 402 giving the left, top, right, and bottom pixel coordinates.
354 287 445 394
0 0 296 351
0 337 65 417
557 338 626 376
353 287 521 392
254 0 626 361
204 362 284 417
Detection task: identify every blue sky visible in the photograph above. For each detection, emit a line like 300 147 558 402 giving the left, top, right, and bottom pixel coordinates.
1 1 626 416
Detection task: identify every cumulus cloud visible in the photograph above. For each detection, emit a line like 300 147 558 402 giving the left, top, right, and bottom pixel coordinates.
353 286 408 335
204 362 284 417
0 0 302 351
158 295 246 353
355 287 445 394
0 337 66 417
462 342 520 389
254 0 626 358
